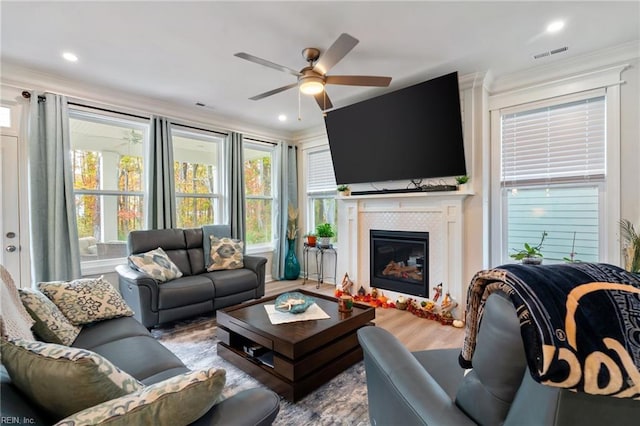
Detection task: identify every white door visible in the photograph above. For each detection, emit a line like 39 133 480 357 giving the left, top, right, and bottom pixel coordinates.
0 135 22 284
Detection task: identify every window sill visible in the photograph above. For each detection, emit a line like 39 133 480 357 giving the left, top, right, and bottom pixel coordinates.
81 258 127 276
246 245 274 256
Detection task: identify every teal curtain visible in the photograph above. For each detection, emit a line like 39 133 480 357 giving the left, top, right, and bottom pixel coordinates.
146 116 176 229
272 143 298 279
27 92 81 282
226 132 246 241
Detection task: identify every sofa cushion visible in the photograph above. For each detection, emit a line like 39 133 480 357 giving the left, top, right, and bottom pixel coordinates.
72 316 151 350
206 269 258 297
0 339 143 421
0 265 35 341
54 368 226 426
158 275 215 310
19 288 81 345
86 335 186 383
207 236 244 271
39 276 134 326
128 247 183 282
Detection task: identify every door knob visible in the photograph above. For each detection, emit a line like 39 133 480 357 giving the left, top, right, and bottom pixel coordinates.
5 245 17 252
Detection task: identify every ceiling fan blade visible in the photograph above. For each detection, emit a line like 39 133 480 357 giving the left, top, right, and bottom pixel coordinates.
249 82 298 101
313 33 359 75
313 91 333 110
326 75 392 87
234 52 301 77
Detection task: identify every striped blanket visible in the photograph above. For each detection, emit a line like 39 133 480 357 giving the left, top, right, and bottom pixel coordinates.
460 263 640 399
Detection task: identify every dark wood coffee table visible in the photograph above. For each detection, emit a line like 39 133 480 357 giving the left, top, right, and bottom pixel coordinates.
216 289 375 402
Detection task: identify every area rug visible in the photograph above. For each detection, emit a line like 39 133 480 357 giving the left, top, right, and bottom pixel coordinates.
151 315 370 426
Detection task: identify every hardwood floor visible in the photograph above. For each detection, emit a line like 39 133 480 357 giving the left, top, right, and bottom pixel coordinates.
265 279 464 352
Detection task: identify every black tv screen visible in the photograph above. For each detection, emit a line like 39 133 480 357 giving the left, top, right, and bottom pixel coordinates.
324 72 466 185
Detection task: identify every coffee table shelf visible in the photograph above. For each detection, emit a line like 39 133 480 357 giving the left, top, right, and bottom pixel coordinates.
216 289 375 402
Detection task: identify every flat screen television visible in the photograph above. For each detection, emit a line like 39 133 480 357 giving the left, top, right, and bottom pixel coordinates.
324 72 466 185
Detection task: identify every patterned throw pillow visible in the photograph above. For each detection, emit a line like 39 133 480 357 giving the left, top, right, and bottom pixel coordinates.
38 276 134 326
55 368 226 426
207 236 244 271
1 339 143 421
128 247 183 282
19 288 81 345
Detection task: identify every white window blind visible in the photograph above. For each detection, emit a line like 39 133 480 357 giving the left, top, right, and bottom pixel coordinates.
307 149 337 193
501 95 605 187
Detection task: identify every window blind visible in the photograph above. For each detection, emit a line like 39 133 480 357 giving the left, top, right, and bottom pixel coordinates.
501 96 605 187
307 149 337 193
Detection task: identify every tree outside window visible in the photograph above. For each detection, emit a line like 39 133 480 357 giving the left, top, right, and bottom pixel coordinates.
244 143 274 247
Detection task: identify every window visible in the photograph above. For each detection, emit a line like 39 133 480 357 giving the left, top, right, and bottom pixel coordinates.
172 128 223 228
0 106 11 128
306 148 337 240
500 94 605 263
69 110 149 262
244 142 275 248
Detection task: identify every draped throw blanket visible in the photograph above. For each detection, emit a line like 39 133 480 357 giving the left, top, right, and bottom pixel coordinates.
460 263 640 399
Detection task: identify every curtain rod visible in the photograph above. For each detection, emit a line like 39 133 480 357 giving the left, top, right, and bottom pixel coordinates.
68 101 149 121
244 137 278 146
172 122 227 137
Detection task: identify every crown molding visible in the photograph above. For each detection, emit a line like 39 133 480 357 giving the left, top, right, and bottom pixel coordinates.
489 40 639 95
1 62 293 142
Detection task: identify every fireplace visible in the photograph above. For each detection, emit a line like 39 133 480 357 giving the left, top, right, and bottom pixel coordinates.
370 229 429 297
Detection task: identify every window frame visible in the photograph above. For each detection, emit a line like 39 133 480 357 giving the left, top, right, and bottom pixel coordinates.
305 147 338 240
243 140 277 252
489 66 625 266
68 108 150 273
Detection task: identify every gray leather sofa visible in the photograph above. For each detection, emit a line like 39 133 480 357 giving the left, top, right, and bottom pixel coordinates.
1 315 280 425
357 292 639 426
116 226 267 328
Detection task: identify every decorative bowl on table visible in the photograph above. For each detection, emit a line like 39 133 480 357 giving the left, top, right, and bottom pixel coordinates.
275 292 314 314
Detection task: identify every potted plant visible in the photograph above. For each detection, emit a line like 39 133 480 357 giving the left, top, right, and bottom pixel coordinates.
316 223 335 248
455 175 470 191
304 233 317 247
510 231 547 265
337 184 351 196
620 219 640 273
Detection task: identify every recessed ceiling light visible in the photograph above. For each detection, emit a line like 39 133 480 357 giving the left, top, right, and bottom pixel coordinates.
546 20 565 33
62 52 78 62
278 114 287 122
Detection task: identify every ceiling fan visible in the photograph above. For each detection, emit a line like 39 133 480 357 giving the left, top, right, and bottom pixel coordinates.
234 33 392 111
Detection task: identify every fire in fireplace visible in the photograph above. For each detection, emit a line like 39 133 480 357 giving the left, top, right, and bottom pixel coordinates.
370 229 429 297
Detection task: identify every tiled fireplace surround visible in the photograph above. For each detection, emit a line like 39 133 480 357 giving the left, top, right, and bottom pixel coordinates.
336 191 469 318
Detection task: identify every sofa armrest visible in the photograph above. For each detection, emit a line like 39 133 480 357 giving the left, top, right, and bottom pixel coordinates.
190 388 280 426
243 255 268 298
357 327 475 426
115 264 161 328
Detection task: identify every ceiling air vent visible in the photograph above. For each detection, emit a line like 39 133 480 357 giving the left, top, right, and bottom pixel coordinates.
533 46 568 59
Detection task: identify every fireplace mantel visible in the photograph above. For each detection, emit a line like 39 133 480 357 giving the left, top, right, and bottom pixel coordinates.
336 191 471 318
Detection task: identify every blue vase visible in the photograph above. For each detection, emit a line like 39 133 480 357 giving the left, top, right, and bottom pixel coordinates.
284 238 300 280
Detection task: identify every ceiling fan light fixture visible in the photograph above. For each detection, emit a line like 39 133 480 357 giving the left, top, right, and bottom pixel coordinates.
299 77 324 95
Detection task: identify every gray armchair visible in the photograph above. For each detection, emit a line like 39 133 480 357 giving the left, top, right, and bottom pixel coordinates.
116 226 267 328
357 292 639 426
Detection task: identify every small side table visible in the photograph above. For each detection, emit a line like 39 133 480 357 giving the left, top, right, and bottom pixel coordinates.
302 244 337 289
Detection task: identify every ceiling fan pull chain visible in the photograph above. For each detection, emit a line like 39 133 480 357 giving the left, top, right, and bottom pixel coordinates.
298 82 302 121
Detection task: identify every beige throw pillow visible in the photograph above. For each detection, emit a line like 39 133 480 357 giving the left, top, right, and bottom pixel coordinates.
1 339 143 421
39 276 134 326
54 368 226 426
128 247 183 282
207 236 244 271
19 288 81 345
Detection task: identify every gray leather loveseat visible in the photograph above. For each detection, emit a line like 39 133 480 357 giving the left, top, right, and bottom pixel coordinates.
116 226 267 328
